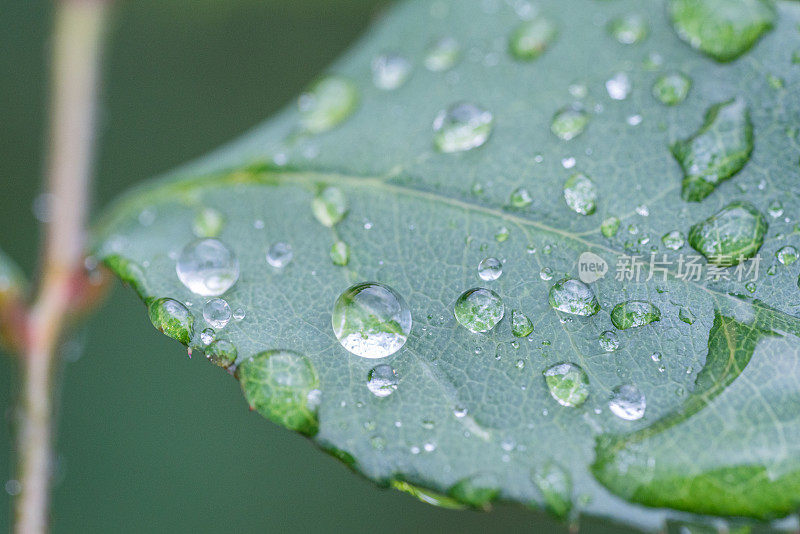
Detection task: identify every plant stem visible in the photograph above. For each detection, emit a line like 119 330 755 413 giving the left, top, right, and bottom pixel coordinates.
15 1 109 532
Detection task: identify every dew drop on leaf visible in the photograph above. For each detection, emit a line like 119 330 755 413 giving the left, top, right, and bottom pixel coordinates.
176 238 239 297
147 297 194 345
266 242 294 269
424 37 460 72
679 307 696 325
432 102 494 153
203 297 232 329
453 288 504 333
661 230 685 250
330 240 350 266
539 267 553 281
367 364 399 397
371 53 412 90
563 173 598 216
204 339 237 369
449 473 500 508
298 76 359 134
776 246 798 266
192 207 225 238
608 384 646 421
551 106 589 141
543 363 590 407
601 216 621 238
549 278 600 316
608 14 648 45
509 187 533 208
508 17 558 61
531 462 572 520
687 201 767 266
610 301 662 330
599 330 620 352
312 186 348 227
200 327 215 345
495 226 510 243
477 257 502 281
511 309 534 338
652 72 692 105
332 282 412 358
605 72 632 100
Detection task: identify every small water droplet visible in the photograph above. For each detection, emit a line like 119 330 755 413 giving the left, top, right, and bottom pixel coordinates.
205 339 237 368
478 257 503 281
330 240 350 266
200 327 215 345
777 246 798 265
509 16 558 60
232 307 246 321
599 330 620 352
367 364 399 397
192 207 225 238
299 76 359 133
605 72 632 100
449 473 500 507
266 242 294 269
601 216 621 238
495 226 510 242
532 462 572 519
176 238 239 297
539 267 553 281
511 309 534 337
661 230 685 250
203 298 232 329
608 384 646 421
312 186 348 227
745 281 757 293
768 199 784 218
651 351 662 362
372 54 412 90
454 288 504 333
563 173 598 216
433 103 494 153
424 37 461 71
610 301 661 329
332 282 412 359
148 298 194 344
679 307 696 325
608 14 648 44
549 278 600 316
551 106 589 141
652 72 691 105
543 363 589 407
509 187 533 208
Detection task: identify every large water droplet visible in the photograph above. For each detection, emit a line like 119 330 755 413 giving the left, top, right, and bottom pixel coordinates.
266 242 294 269
563 173 597 215
372 54 412 90
608 14 648 44
176 238 239 297
203 298 231 329
509 17 558 60
148 298 194 344
652 72 691 106
668 0 775 62
453 288 504 333
312 186 348 227
477 257 502 281
299 76 359 133
367 364 399 397
608 384 646 421
671 98 752 202
543 362 590 407
551 106 589 141
433 103 494 153
511 309 534 337
531 462 572 520
549 278 600 316
610 301 661 329
687 201 767 266
238 350 320 435
424 37 460 72
332 282 412 358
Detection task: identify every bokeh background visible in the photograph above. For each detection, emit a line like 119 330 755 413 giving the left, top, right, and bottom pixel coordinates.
0 1 631 532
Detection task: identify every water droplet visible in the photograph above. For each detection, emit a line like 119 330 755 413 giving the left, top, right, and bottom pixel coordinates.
148 298 194 344
424 37 461 71
266 242 294 269
668 0 775 62
312 186 348 227
563 173 597 216
433 102 494 153
651 351 662 362
608 14 648 44
551 106 589 141
675 307 696 326
652 72 691 105
495 226 510 243
768 199 784 218
449 473 500 508
671 98 752 201
601 216 621 238
745 281 757 293
192 207 225 238
777 246 798 266
531 462 572 520
367 364 399 397
511 309 534 337
205 339 237 368
688 201 767 266
608 384 646 421
176 238 239 297
299 76 359 133
626 114 643 127
543 362 590 407
599 330 620 352
200 327 215 345
549 278 600 316
330 240 350 266
610 301 661 329
372 54 412 90
331 282 411 359
509 187 533 208
454 288 504 333
605 72 632 100
509 16 558 60
661 230 685 250
238 350 320 435
539 267 553 281
232 307 246 321
203 298 231 329
478 257 503 281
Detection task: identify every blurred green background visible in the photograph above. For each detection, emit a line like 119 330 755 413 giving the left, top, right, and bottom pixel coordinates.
0 1 580 532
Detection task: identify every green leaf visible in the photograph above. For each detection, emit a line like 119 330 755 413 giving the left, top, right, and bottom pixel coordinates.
92 0 800 530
